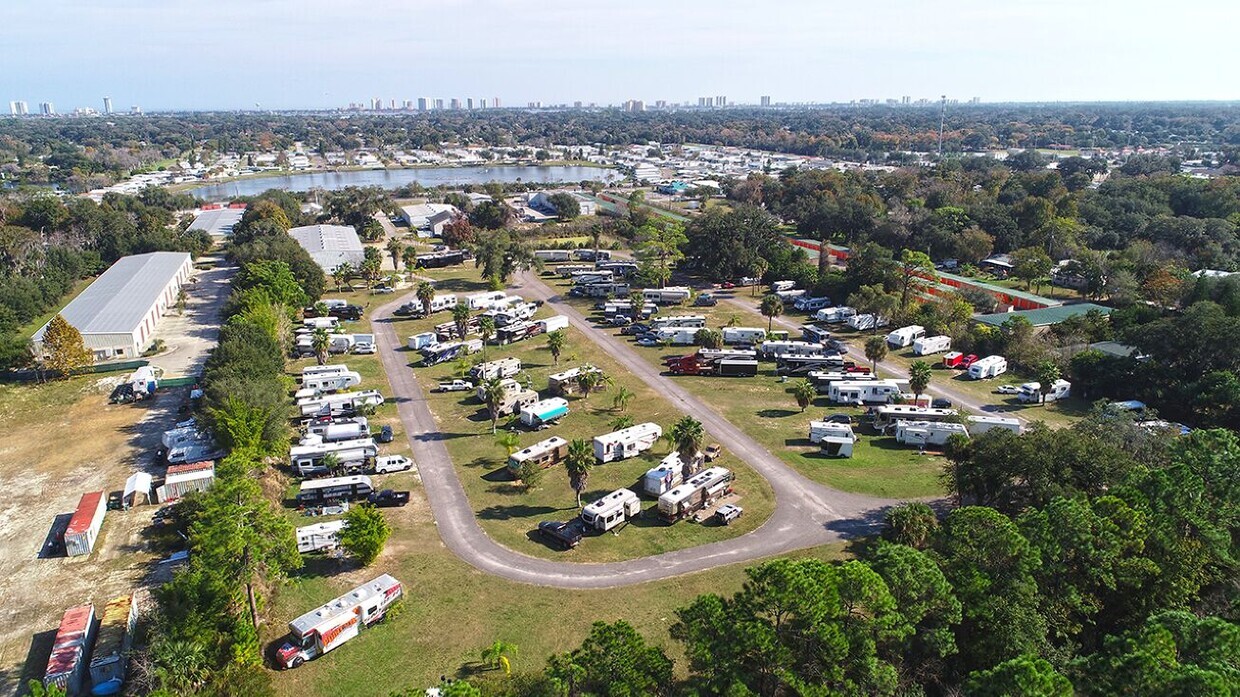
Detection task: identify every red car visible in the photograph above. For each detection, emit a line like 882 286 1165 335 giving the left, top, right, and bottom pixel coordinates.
959 354 980 369
719 281 736 289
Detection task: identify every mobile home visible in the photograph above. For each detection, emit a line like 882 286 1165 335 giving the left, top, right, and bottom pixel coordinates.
827 379 908 405
967 355 1008 380
63 491 106 557
885 325 926 349
895 420 970 447
295 475 374 505
593 422 663 463
913 335 952 356
657 467 733 521
581 488 642 532
507 436 570 474
1017 379 1071 403
519 398 569 428
296 520 347 553
642 286 692 305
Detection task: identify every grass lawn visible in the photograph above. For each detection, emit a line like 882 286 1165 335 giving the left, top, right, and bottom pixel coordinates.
544 276 947 499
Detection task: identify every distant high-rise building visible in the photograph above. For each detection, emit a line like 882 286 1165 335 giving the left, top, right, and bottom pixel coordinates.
103 96 113 114
478 98 487 109
760 95 771 107
434 98 444 109
698 97 708 107
417 97 429 111
574 101 583 108
389 99 396 110
450 98 461 110
493 97 501 108
717 95 727 107
10 100 28 115
370 97 380 110
655 100 667 108
40 102 55 115
467 98 474 110
130 105 142 115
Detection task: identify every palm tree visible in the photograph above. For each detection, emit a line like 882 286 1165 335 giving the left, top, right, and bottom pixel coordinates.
495 431 520 457
360 257 382 289
451 303 472 339
321 452 342 477
386 237 402 270
546 329 567 365
416 281 435 316
611 385 634 412
749 257 769 297
864 336 888 375
909 360 932 405
725 314 741 327
480 377 508 434
610 414 635 431
402 245 419 272
564 439 594 508
695 328 723 350
760 294 784 332
332 262 354 291
481 640 519 675
311 327 331 365
478 315 496 346
792 379 816 412
589 223 604 262
312 300 329 318
576 368 611 402
668 415 704 477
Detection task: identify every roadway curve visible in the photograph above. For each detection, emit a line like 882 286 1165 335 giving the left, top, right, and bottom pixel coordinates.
372 275 899 589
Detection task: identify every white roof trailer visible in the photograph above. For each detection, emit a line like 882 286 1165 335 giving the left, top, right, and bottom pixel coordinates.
815 306 857 323
642 286 692 305
593 422 663 463
872 405 959 432
809 421 857 445
298 390 385 417
968 355 1008 380
913 335 952 356
895 420 970 447
470 357 521 381
429 294 458 313
828 379 908 405
296 520 347 553
303 420 370 443
649 314 707 330
277 575 403 669
722 327 767 344
301 370 362 392
464 291 508 310
643 452 688 496
758 340 825 359
580 488 642 532
289 437 377 476
966 415 1023 436
657 467 733 521
1017 379 1071 403
301 364 351 380
886 325 926 349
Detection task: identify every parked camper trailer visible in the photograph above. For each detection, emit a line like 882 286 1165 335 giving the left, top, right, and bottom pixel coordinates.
872 405 959 432
289 437 377 476
307 417 369 440
653 327 699 345
507 436 570 474
808 421 857 457
534 249 573 262
464 291 508 310
572 281 631 298
1017 379 1071 403
63 491 105 557
913 335 952 356
415 249 468 268
581 488 643 532
421 341 473 366
886 325 926 349
490 302 539 327
596 260 639 277
538 315 570 333
470 357 521 381
642 286 692 305
847 313 890 331
967 355 1008 380
720 326 765 345
429 294 458 313
495 389 539 418
301 370 362 393
643 452 695 496
774 288 806 301
895 420 970 447
815 306 857 324
593 422 663 463
828 379 908 405
571 270 614 285
296 520 347 553
298 390 385 417
407 332 438 351
301 364 351 379
475 377 519 403
276 575 403 669
775 354 846 376
770 280 796 293
556 263 595 277
966 415 1024 436
648 314 707 330
547 366 603 396
657 467 733 521
801 324 832 345
296 476 374 505
303 316 340 330
758 340 825 359
44 604 95 695
793 296 832 312
89 594 137 694
496 320 545 344
519 398 569 428
574 249 611 261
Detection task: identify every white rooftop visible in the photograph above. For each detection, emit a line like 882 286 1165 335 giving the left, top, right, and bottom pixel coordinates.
32 252 191 340
288 224 364 271
188 207 244 237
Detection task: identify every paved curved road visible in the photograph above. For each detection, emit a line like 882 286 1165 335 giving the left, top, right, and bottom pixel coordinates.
372 275 899 589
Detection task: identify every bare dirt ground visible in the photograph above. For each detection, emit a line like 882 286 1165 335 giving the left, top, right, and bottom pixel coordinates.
0 377 192 695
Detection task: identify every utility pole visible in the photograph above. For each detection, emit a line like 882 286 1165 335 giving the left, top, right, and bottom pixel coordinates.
938 95 947 159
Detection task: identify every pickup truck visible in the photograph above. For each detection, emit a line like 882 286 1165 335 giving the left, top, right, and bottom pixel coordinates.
437 379 475 392
394 302 424 317
538 520 584 550
367 489 410 507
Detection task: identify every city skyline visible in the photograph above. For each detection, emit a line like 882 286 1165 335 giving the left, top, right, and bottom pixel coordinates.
3 0 1238 111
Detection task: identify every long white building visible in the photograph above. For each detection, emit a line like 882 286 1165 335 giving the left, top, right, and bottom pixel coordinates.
288 224 365 271
31 251 194 361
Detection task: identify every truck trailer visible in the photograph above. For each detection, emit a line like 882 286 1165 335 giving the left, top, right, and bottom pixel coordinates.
593 423 663 463
64 491 106 557
276 575 403 669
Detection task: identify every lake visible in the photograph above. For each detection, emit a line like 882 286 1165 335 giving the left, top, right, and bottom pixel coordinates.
185 165 621 199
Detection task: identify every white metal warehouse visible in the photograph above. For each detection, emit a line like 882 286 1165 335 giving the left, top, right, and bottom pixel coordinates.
31 251 194 361
288 224 365 271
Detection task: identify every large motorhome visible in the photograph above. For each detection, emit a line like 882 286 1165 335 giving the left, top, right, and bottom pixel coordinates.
642 286 692 305
827 379 909 405
895 420 970 447
506 435 570 474
519 398 569 427
872 405 959 432
886 325 926 349
580 488 642 532
276 575 403 669
758 340 825 359
793 296 832 312
722 327 767 344
967 355 1008 380
301 370 362 393
815 306 857 324
470 357 522 381
416 249 468 268
913 335 952 356
296 519 347 553
1017 379 1071 403
801 324 832 345
648 314 707 330
602 300 658 318
289 437 376 476
571 269 615 285
295 475 374 505
593 422 663 463
657 467 733 521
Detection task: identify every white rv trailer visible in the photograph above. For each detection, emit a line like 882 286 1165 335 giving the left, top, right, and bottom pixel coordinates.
538 315 570 333
848 313 890 331
808 371 876 392
464 291 508 310
602 300 658 317
827 379 909 405
475 377 520 403
519 398 570 427
967 355 1008 380
872 405 959 432
965 415 1024 436
808 421 857 445
770 280 796 293
295 475 374 505
1017 379 1071 403
721 327 767 344
289 437 377 476
489 302 538 326
494 389 539 418
301 370 362 393
296 520 347 553
657 467 733 521
301 364 351 380
304 420 370 443
815 306 857 323
653 327 699 345
298 390 385 417
276 575 403 669
793 296 832 312
758 340 825 359
534 249 573 262
303 316 340 330
885 325 926 349
642 286 692 305
593 422 663 463
643 452 694 496
895 420 970 447
913 335 952 356
801 324 832 345
470 357 522 381
648 314 707 330
407 332 438 351
506 435 570 474
580 488 643 532
547 366 604 396
429 294 458 313
557 264 596 277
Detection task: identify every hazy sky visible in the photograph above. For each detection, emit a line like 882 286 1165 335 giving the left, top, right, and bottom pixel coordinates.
3 0 1237 111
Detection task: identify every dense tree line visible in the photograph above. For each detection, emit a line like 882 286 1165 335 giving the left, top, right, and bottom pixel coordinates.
0 189 212 370
418 420 1237 697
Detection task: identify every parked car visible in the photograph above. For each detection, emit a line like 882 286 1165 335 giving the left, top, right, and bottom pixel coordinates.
621 323 650 336
437 379 475 392
704 444 723 461
931 398 952 409
636 337 661 347
825 413 853 424
394 303 423 317
377 425 394 443
353 343 376 355
719 281 736 289
959 354 980 369
995 384 1020 395
372 284 396 294
694 293 717 306
538 520 584 550
367 489 410 507
610 315 633 327
374 455 412 474
716 504 743 525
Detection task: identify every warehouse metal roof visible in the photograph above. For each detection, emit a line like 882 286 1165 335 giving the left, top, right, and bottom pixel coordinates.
188 207 244 237
32 252 192 340
975 302 1113 328
288 224 365 270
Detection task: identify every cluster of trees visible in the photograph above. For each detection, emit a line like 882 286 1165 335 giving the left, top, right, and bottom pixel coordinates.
0 189 213 370
426 419 1237 697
